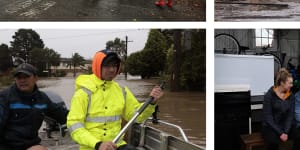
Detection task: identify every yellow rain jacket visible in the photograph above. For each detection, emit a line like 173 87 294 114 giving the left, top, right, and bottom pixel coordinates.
67 50 156 150
67 74 156 149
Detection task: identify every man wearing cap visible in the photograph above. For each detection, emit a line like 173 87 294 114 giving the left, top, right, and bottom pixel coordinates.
67 50 163 150
0 63 68 150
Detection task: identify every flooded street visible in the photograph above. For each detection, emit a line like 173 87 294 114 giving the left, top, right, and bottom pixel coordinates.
39 77 75 108
0 0 204 21
215 0 300 21
38 76 206 147
152 91 206 146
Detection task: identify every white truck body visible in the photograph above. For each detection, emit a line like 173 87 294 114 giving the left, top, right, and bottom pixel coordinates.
215 54 274 96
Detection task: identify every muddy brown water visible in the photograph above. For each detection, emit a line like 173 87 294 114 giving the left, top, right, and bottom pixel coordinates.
38 76 206 148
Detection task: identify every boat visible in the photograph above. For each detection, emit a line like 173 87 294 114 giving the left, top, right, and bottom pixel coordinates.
42 91 205 150
129 119 205 150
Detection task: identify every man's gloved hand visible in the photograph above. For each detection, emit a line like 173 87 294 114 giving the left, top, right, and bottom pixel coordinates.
149 85 164 105
98 141 117 150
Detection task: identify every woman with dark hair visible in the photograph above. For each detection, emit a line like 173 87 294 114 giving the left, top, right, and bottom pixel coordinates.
262 68 295 150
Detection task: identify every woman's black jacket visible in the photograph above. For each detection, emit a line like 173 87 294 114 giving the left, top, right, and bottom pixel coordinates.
263 86 295 136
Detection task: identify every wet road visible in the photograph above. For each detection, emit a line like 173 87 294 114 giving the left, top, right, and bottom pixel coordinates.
0 0 205 21
215 0 300 21
38 76 206 147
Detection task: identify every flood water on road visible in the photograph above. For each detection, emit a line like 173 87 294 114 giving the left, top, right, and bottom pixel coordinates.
38 76 206 147
215 0 300 21
152 91 206 146
0 0 204 21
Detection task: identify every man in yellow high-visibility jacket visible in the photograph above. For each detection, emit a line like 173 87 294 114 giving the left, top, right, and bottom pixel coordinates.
67 50 163 150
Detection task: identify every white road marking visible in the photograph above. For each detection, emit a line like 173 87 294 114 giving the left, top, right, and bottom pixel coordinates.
5 0 56 18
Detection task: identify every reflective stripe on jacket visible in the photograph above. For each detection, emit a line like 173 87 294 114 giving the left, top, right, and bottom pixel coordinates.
67 74 155 150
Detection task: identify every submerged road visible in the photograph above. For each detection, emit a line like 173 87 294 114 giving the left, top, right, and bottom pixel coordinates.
0 0 205 21
215 0 300 21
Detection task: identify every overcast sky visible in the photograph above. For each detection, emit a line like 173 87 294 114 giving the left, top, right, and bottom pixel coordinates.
0 29 150 59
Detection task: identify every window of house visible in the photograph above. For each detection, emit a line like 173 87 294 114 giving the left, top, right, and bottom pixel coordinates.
255 29 274 48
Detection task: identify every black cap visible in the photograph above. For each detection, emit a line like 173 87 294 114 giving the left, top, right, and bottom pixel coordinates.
102 53 121 66
14 63 37 76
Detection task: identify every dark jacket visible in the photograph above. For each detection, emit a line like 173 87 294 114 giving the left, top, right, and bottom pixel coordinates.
263 86 295 135
0 84 68 150
294 92 300 128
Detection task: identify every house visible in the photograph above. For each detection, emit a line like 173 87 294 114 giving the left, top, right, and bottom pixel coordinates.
50 58 92 76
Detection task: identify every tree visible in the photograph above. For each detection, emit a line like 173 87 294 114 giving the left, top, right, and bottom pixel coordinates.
142 29 168 78
30 47 47 75
126 29 168 79
144 29 168 52
159 29 174 49
162 29 206 91
106 38 126 57
10 29 44 63
172 30 206 90
179 30 206 91
170 29 182 91
0 44 12 73
29 47 61 76
47 48 61 67
71 53 85 77
44 48 61 76
125 51 145 76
